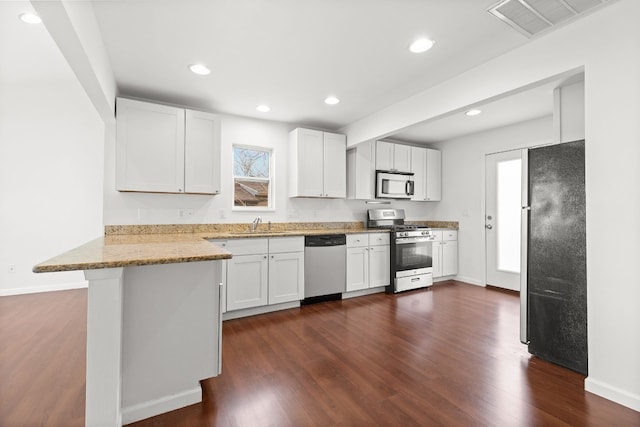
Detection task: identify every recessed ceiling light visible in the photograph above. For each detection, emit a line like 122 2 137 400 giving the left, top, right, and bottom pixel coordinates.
465 109 482 116
409 38 435 53
324 96 340 105
189 64 211 75
19 12 42 24
256 105 271 113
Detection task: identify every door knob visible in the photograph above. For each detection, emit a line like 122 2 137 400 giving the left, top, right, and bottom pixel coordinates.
485 224 493 229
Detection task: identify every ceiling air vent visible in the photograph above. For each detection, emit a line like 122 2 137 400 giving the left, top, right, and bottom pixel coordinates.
488 0 608 38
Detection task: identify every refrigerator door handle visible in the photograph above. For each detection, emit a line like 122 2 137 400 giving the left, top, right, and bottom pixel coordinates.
520 148 530 345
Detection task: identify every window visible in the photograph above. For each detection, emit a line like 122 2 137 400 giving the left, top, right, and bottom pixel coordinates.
233 146 273 209
496 158 521 273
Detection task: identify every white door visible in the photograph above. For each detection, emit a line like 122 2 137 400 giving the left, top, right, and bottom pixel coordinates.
268 252 304 304
184 109 221 194
296 128 325 197
425 149 442 201
323 132 347 198
226 254 268 311
485 150 522 291
346 247 368 292
368 245 390 288
410 146 426 201
116 98 185 193
375 141 394 171
393 144 412 173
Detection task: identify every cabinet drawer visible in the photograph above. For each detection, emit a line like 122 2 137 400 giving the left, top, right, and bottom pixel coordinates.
368 232 390 246
443 230 458 241
431 230 443 241
346 233 368 247
269 236 304 254
226 238 268 255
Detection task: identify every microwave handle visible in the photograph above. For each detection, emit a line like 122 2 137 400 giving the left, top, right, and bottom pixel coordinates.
406 180 415 196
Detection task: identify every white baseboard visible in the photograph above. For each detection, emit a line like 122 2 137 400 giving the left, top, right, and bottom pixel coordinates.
122 386 202 425
342 286 385 299
434 275 483 286
223 300 300 321
585 376 640 412
0 281 88 297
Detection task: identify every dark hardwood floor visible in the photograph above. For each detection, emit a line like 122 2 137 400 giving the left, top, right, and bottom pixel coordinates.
2 281 639 426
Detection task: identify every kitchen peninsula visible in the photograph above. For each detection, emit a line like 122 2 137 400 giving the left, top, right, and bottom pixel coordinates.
33 232 232 426
33 220 457 426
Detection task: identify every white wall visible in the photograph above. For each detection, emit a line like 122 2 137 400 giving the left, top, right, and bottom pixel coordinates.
429 116 553 286
0 80 104 295
103 114 435 226
554 80 585 143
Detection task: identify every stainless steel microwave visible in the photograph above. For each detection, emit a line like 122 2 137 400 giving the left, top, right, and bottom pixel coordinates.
376 171 415 199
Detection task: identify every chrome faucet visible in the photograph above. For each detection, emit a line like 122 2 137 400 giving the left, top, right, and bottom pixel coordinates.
251 217 262 231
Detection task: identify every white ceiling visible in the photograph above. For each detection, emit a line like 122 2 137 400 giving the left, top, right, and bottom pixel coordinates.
4 1 610 143
391 78 563 144
90 0 528 130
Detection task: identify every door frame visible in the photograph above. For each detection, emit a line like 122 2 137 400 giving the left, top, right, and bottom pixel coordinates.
484 149 524 291
481 142 553 289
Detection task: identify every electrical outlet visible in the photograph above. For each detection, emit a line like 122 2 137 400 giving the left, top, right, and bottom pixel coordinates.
8 265 16 274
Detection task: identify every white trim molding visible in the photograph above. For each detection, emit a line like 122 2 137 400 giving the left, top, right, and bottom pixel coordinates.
0 281 88 297
585 377 640 412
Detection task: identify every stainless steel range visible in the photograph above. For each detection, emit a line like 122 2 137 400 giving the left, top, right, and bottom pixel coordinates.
367 209 435 293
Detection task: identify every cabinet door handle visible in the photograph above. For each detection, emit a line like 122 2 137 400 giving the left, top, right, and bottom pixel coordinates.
271 255 274 259
263 255 267 259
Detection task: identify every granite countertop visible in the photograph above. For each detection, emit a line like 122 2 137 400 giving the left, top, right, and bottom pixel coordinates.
32 235 232 273
34 220 459 273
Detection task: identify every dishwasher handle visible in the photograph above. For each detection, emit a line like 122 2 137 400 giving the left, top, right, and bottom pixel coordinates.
305 234 347 247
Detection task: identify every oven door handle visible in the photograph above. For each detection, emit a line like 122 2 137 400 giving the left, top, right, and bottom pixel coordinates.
395 237 434 244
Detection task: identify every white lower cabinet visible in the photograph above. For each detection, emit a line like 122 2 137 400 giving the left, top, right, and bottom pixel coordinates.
268 251 304 305
225 237 304 312
346 246 368 291
432 230 458 278
346 233 390 292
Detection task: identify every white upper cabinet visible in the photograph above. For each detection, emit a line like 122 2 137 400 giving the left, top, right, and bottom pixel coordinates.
289 128 346 198
375 141 411 173
425 148 442 201
346 140 375 200
394 144 412 173
346 233 390 292
410 146 442 201
375 141 394 171
410 146 426 201
323 132 347 198
116 97 220 194
185 110 221 194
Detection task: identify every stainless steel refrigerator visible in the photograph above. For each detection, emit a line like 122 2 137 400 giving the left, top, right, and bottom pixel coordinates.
520 140 588 375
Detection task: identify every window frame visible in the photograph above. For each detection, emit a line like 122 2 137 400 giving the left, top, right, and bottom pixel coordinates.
231 144 275 212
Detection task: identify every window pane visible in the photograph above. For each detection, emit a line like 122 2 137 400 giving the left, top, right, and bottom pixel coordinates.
233 146 272 209
234 178 269 207
233 147 269 178
497 159 521 273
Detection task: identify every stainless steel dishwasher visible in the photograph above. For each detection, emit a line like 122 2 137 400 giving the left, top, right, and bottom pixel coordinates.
302 234 346 304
